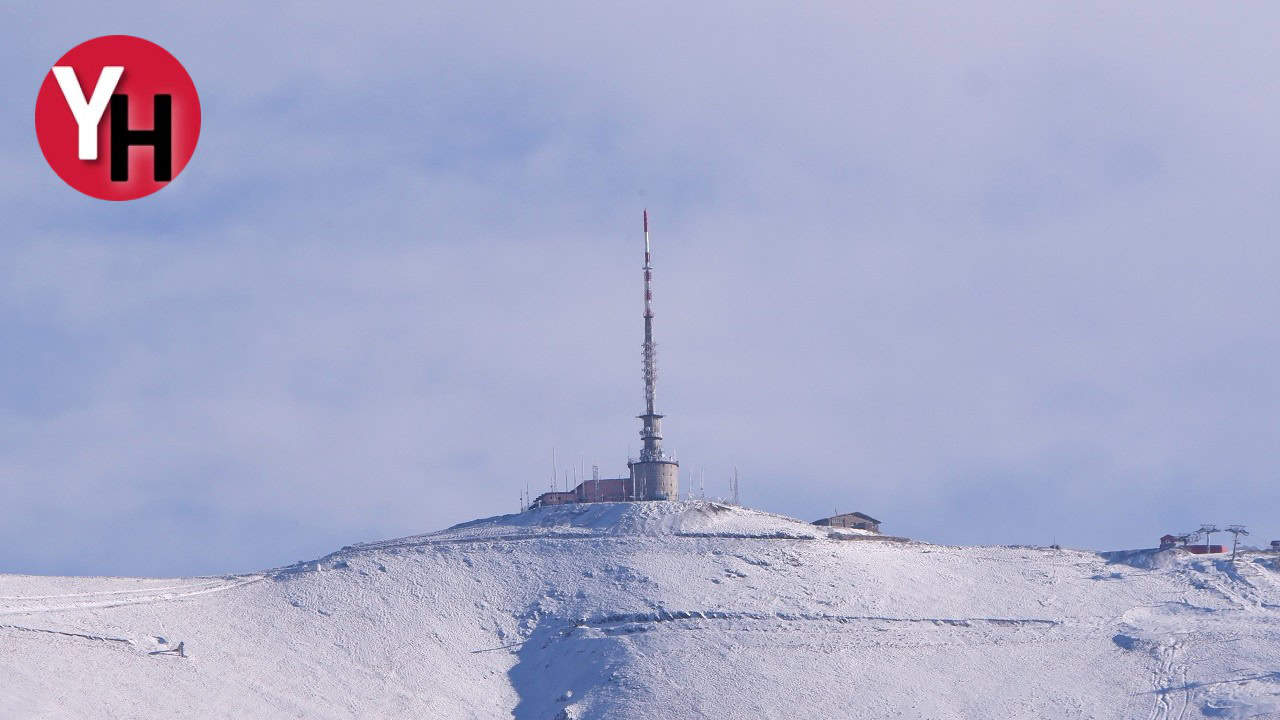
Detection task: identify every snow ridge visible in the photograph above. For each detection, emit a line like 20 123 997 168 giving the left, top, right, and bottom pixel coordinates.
1 501 1277 719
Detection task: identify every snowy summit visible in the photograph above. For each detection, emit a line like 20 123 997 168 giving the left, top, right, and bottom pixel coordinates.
2 501 1278 718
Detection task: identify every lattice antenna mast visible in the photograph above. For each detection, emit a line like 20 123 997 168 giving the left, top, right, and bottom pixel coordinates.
642 209 657 417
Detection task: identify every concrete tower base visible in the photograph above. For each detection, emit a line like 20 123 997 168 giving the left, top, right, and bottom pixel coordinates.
630 459 679 501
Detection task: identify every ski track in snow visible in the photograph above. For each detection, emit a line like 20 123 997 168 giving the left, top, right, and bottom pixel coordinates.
0 624 133 645
580 609 1062 629
0 575 264 616
1 501 1277 719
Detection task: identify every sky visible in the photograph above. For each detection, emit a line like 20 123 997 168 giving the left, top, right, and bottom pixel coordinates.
2 2 1279 576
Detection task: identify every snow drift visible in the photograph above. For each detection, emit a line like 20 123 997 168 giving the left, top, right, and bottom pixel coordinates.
1 501 1277 718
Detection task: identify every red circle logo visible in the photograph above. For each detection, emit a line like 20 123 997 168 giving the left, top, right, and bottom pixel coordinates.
35 35 200 201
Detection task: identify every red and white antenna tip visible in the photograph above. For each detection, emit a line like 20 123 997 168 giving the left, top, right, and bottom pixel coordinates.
643 209 648 233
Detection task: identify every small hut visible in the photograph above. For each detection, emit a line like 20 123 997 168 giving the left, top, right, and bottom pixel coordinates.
812 512 881 533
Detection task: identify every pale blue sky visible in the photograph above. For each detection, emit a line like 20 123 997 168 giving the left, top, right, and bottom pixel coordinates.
3 2 1279 575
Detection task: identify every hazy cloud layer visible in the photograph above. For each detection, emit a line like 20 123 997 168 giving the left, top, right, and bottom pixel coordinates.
2 2 1278 575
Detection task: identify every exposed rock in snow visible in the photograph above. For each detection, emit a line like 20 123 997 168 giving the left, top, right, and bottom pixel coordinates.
1 501 1277 718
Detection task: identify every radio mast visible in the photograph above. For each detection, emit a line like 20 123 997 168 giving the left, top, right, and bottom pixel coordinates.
642 209 657 417
629 210 679 500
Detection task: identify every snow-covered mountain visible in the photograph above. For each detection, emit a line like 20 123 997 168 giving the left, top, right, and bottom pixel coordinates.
2 501 1277 719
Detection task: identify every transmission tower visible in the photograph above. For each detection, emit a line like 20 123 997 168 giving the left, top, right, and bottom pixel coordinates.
627 210 679 500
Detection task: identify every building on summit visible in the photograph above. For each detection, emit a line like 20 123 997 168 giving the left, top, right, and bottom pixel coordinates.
812 512 882 533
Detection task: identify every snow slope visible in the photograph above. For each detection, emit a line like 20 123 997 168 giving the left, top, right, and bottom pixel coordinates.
1 501 1277 719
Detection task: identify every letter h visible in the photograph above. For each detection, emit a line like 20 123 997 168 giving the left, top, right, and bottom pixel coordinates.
109 94 172 182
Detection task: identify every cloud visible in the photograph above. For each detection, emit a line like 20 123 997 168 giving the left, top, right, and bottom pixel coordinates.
2 1 1279 575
